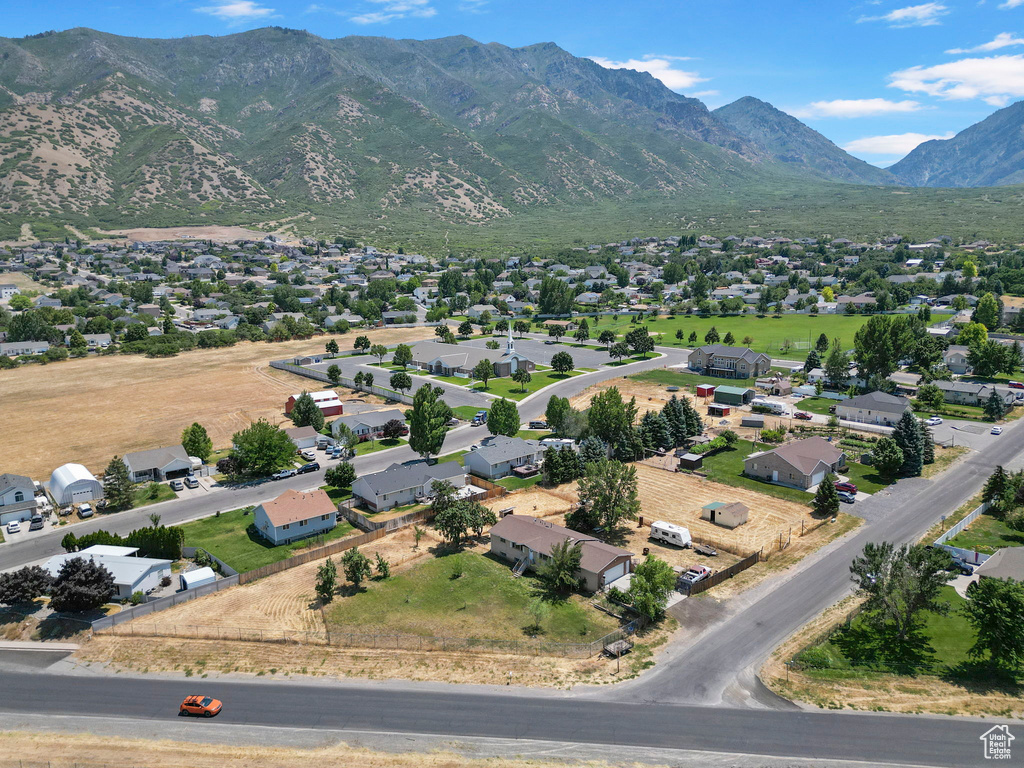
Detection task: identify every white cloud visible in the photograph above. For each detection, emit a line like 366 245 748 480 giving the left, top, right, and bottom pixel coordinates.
692 90 720 97
1000 0 1024 8
588 55 707 92
351 0 436 24
196 1 275 22
789 98 923 118
858 2 949 27
890 53 1024 105
947 32 1024 54
843 131 955 156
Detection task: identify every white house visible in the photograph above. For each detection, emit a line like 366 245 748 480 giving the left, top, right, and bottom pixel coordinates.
45 545 171 600
252 489 338 546
0 473 38 526
284 425 321 451
0 284 19 300
49 463 104 506
834 391 910 426
464 436 547 480
0 340 50 356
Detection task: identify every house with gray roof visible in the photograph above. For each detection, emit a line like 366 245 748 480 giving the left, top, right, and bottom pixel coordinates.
943 345 971 375
489 515 633 592
410 330 534 379
934 380 1016 408
744 437 847 490
331 408 406 440
351 460 466 512
464 435 547 480
687 345 771 380
835 391 911 426
123 445 193 483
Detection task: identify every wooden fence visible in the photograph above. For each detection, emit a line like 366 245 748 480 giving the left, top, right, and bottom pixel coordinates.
237 528 387 584
340 504 435 533
681 550 760 596
467 475 509 500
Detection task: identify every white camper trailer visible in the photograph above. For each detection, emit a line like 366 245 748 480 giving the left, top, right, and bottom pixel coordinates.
649 521 692 548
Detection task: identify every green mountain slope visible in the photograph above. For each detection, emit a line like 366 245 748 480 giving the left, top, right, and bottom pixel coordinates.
714 96 895 186
889 100 1024 187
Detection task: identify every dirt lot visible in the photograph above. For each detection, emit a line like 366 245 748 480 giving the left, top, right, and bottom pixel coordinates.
0 271 49 294
0 731 663 768
0 328 429 478
96 224 300 245
761 596 1024 718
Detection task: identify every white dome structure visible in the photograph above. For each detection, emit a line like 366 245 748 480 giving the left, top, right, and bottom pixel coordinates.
49 463 103 506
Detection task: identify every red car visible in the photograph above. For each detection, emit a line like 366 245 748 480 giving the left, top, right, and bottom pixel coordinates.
834 481 858 494
179 695 223 717
794 412 812 420
1010 381 1024 390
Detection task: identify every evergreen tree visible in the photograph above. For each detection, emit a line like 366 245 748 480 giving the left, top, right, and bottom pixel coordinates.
290 391 325 431
918 422 935 464
983 465 1009 505
704 326 720 344
578 436 608 464
813 473 840 517
639 410 673 452
803 349 821 373
103 456 135 511
985 389 1007 422
661 395 687 446
682 397 704 436
815 333 830 353
181 422 213 463
892 410 924 477
543 444 564 485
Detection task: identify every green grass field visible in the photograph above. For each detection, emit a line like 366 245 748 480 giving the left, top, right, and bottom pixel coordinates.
947 512 1024 554
590 313 951 356
132 483 177 508
496 474 544 491
325 551 619 643
353 437 405 456
796 587 978 677
630 368 756 391
471 370 582 400
179 507 356 573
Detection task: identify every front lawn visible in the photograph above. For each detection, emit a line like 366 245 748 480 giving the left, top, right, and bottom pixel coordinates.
452 405 486 421
132 483 177 508
795 397 839 416
353 437 405 456
496 474 544 491
947 511 1024 554
178 507 357 573
325 551 620 643
699 441 815 505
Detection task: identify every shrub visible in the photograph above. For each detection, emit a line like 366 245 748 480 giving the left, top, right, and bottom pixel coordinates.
130 591 145 605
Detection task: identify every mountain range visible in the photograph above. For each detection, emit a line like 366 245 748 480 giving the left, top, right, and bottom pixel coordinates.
0 27 1020 244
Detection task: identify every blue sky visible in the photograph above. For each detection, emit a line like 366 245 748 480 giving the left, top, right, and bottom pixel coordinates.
6 0 1024 166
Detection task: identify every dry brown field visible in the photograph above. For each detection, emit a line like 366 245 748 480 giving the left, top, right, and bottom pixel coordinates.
0 731 664 768
0 271 49 293
0 328 429 478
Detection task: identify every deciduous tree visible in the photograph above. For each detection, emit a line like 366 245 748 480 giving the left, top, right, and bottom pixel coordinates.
488 398 520 437
392 343 413 369
181 422 213 463
539 540 582 593
315 557 337 603
389 371 412 395
550 351 574 374
408 384 452 461
629 555 677 620
341 547 372 588
962 576 1024 671
471 358 494 389
575 459 641 531
512 367 532 393
0 566 53 606
325 462 356 488
231 419 296 477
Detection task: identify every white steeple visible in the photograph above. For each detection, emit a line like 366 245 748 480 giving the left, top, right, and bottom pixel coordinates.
506 324 515 356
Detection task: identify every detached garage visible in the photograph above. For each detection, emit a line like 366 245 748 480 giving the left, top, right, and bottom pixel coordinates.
49 463 104 506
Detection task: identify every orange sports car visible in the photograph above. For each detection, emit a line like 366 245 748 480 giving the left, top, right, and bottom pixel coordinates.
179 695 223 717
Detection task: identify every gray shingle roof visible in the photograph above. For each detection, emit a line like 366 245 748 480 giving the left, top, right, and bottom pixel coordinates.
123 445 189 471
490 515 631 574
472 436 545 465
0 473 34 495
840 391 910 414
359 460 464 496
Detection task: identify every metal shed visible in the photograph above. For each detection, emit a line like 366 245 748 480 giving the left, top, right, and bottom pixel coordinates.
708 403 731 417
696 384 716 398
713 385 755 406
677 453 704 470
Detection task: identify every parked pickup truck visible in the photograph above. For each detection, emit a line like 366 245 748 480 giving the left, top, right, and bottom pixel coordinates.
679 565 711 587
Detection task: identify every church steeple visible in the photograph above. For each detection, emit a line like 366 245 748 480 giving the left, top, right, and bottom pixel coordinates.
506 324 515 356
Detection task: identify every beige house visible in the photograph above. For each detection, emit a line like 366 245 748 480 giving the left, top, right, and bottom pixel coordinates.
744 437 847 490
489 515 632 592
688 345 771 380
700 501 749 529
834 391 910 426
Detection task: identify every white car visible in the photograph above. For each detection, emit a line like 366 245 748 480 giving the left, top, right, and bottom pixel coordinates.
992 426 1003 435
925 417 943 426
300 448 317 461
6 520 21 535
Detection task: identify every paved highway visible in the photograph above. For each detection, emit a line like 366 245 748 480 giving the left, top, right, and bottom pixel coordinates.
0 347 684 570
0 669 1001 767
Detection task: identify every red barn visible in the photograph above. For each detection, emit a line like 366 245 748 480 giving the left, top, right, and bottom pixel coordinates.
696 384 716 398
285 390 344 418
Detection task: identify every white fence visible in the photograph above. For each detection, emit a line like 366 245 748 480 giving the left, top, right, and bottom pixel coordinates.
933 502 991 566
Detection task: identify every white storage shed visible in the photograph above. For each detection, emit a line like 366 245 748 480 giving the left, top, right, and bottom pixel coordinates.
49 463 104 506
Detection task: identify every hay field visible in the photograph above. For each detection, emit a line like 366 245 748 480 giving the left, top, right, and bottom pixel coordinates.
634 464 817 556
0 328 429 478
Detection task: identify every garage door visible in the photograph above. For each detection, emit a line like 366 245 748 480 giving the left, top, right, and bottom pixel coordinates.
0 509 32 526
811 471 826 487
603 562 626 584
70 487 94 503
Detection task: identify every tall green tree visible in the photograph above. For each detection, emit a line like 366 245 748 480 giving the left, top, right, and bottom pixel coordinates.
985 389 1007 422
511 367 532 393
824 343 849 389
575 459 641 531
471 358 494 389
803 349 821 373
0 566 53 606
327 364 342 385
392 343 413 369
545 395 571 434
962 577 1024 671
872 437 905 479
704 326 720 344
850 542 952 644
181 422 213 463
539 540 582 593
550 351 575 373
488 398 520 437
103 456 135 511
892 410 924 477
813 473 840 517
230 419 296 477
629 555 677 620
289 391 325 431
408 384 452 461
587 387 636 446
983 465 1010 505
389 371 412 395
354 335 370 352
972 292 1002 331
369 344 388 364
325 339 339 355
815 333 830 353
315 557 337 603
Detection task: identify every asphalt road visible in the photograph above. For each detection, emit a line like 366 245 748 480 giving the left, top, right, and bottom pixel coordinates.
0 669 1000 767
0 346 683 571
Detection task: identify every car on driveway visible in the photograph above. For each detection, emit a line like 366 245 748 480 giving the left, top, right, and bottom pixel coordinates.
837 490 856 504
300 448 317 461
77 503 94 519
794 412 812 420
679 565 711 587
6 520 20 535
992 426 1003 435
179 695 222 718
834 481 858 494
169 478 184 491
924 416 943 426
272 469 297 480
948 556 975 575
184 475 199 489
